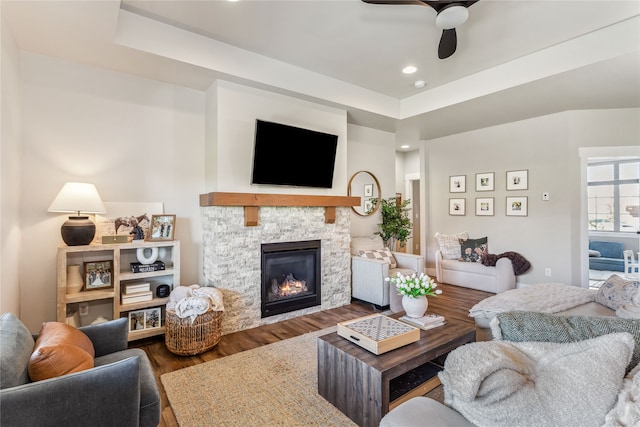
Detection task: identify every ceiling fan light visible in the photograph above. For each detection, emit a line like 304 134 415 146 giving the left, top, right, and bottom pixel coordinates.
436 5 469 30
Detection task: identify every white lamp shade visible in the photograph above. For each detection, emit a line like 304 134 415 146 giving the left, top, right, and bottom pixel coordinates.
48 182 106 214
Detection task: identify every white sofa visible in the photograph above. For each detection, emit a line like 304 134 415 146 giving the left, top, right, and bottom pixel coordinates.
435 249 515 293
351 236 424 309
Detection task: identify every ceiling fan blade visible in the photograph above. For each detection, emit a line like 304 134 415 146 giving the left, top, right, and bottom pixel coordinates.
438 28 457 59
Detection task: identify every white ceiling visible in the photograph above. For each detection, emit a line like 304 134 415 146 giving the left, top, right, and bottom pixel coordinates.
4 0 640 150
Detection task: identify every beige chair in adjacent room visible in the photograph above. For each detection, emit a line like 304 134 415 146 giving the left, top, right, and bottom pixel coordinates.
623 249 639 279
350 235 424 311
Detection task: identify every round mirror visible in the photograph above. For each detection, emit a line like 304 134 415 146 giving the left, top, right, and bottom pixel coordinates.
348 171 381 216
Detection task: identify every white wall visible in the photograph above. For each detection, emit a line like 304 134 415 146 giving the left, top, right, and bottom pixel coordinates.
205 80 348 195
19 53 205 331
346 124 396 237
1 6 22 316
423 109 639 286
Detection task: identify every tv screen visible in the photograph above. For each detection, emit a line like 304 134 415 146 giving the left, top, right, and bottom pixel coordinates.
251 119 338 188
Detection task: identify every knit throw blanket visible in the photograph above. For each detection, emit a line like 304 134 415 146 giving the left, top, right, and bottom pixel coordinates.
469 282 596 318
481 251 531 275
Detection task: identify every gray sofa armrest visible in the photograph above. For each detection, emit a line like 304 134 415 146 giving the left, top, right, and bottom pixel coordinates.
380 396 475 427
79 317 128 357
1 356 141 427
392 252 424 275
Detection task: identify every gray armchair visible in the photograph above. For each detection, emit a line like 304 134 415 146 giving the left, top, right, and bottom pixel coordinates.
351 235 424 310
0 313 160 427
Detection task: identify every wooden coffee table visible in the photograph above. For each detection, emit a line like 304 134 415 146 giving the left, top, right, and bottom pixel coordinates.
317 312 475 427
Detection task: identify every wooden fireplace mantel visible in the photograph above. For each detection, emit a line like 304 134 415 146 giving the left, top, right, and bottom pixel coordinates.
199 192 361 226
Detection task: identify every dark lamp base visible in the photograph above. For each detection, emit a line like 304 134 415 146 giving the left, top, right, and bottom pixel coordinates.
61 216 96 246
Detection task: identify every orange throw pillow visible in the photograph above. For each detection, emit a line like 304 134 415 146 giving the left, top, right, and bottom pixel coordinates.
28 322 95 382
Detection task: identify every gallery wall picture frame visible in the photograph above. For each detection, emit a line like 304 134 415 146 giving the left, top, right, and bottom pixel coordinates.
475 197 495 216
83 260 113 291
475 172 495 192
449 175 466 193
506 196 528 216
148 214 176 241
449 198 466 216
506 169 529 191
364 183 373 197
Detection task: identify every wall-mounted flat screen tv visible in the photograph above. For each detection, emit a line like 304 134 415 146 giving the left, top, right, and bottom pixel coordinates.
251 119 338 188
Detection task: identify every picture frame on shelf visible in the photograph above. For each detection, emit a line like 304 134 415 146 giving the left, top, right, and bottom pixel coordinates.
145 308 161 329
449 198 466 216
506 196 528 216
129 310 146 332
475 172 495 192
83 260 113 291
476 197 495 216
506 169 528 190
148 214 176 241
364 183 373 197
449 175 466 193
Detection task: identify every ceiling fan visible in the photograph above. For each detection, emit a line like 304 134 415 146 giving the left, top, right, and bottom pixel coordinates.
362 0 479 59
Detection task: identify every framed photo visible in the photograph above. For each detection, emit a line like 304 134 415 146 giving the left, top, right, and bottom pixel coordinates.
506 196 528 216
364 183 373 197
475 197 495 216
364 199 374 214
83 260 113 290
449 198 466 216
449 175 466 193
149 214 176 241
506 170 528 190
128 308 162 332
145 308 161 329
129 310 146 332
475 172 495 191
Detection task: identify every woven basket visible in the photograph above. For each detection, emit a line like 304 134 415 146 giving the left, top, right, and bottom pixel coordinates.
165 308 222 356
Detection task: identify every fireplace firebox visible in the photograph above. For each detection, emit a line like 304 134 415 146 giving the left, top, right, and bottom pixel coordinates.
261 240 321 318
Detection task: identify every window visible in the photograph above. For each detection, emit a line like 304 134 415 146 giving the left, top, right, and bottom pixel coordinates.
587 159 639 233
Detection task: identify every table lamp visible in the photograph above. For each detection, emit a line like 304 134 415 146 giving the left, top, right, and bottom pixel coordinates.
48 182 106 246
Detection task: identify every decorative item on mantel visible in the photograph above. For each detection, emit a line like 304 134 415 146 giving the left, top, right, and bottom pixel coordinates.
48 182 106 246
387 272 442 318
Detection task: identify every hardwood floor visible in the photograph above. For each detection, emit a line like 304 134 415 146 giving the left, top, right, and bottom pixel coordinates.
130 283 493 427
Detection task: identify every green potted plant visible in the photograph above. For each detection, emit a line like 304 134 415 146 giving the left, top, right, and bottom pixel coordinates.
372 197 412 250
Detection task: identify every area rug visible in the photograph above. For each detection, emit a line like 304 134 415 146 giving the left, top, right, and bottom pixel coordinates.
162 326 447 426
161 327 357 426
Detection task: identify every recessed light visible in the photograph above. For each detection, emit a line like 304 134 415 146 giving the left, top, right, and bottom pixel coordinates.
402 66 417 74
414 80 426 88
401 145 410 149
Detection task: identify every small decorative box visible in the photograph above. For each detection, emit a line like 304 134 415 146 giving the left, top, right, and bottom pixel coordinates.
337 313 420 355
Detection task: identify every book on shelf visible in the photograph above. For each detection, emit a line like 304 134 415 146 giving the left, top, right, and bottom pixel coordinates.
124 282 151 294
130 261 165 273
121 290 153 304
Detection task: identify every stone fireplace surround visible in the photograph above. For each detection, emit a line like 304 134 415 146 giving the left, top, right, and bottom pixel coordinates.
200 193 358 334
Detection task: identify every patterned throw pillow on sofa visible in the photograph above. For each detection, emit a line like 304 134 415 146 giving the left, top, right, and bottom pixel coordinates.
435 232 469 260
596 274 640 310
359 248 397 268
459 237 488 263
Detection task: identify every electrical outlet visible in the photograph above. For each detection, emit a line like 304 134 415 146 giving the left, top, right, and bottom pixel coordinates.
79 303 89 316
544 268 551 277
